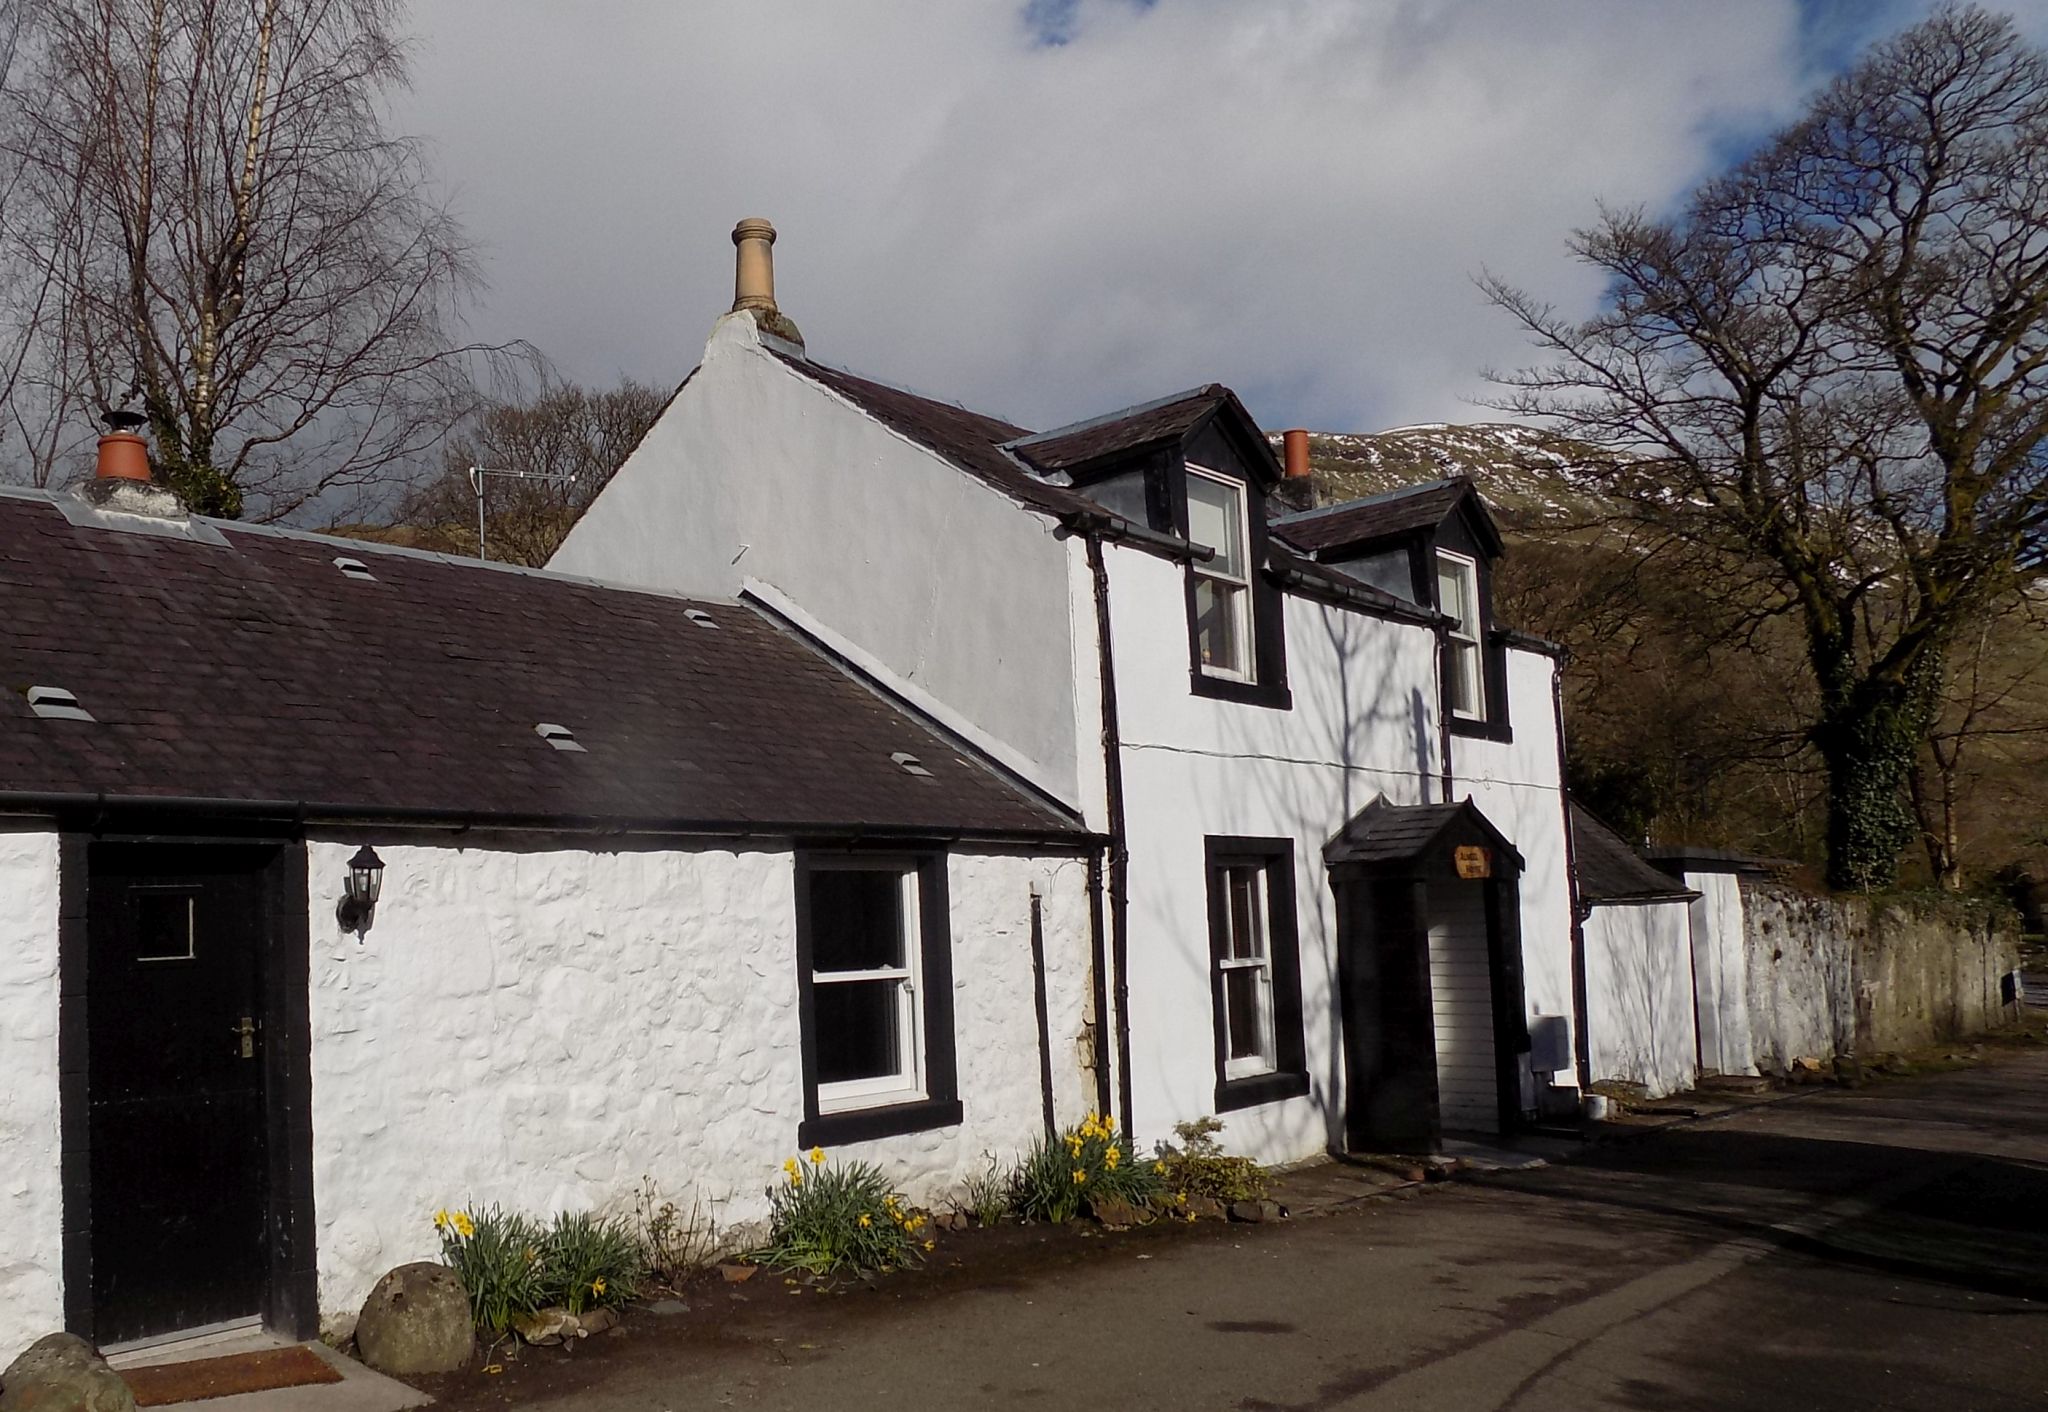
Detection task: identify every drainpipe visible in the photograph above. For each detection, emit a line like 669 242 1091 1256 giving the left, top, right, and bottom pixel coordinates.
1435 623 1456 803
1084 533 1136 1137
1551 654 1594 1090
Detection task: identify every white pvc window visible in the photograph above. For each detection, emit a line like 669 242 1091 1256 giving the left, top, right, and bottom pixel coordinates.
1437 550 1485 720
1187 467 1253 681
1218 864 1277 1078
808 862 926 1113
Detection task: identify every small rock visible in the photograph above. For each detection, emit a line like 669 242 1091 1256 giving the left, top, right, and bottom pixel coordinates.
1395 1166 1427 1183
719 1263 758 1284
1228 1200 1284 1223
1184 1196 1229 1221
576 1307 619 1336
355 1262 474 1376
512 1308 574 1347
0 1332 134 1412
1087 1195 1144 1229
646 1299 691 1316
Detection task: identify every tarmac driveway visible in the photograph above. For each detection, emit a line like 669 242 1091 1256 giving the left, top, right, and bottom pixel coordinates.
424 1047 2048 1410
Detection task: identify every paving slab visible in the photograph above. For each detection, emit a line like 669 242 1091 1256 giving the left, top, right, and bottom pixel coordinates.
110 1328 428 1411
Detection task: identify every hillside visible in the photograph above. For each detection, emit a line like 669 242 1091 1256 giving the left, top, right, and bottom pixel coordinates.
1280 422 1609 527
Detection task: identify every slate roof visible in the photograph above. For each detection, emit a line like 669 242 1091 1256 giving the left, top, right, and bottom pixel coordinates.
1266 541 1444 628
1006 386 1238 474
764 347 1094 518
1273 478 1502 559
1324 796 1523 869
1571 802 1698 904
0 489 1082 839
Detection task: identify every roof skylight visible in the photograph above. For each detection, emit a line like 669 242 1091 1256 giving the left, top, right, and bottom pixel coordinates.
26 686 93 721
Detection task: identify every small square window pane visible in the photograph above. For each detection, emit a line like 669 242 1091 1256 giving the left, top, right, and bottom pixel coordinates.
1437 556 1476 634
135 893 195 961
809 869 906 973
1186 475 1244 578
1224 967 1267 1063
1448 639 1482 717
1195 578 1245 675
814 979 904 1084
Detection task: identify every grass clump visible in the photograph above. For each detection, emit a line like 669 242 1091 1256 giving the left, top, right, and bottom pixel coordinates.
1152 1117 1268 1204
634 1177 723 1287
959 1151 1011 1226
1011 1112 1156 1223
753 1149 930 1275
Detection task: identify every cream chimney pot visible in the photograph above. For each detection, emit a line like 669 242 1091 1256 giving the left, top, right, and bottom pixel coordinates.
732 218 778 313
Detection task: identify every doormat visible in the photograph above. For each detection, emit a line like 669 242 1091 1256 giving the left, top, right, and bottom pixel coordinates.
122 1345 344 1406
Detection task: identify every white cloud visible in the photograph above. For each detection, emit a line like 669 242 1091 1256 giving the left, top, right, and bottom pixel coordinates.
392 0 1983 435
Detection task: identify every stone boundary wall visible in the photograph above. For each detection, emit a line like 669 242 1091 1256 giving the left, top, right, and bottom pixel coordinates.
1741 881 2020 1070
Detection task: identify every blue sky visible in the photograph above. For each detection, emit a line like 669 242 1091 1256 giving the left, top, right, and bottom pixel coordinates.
397 1 2044 436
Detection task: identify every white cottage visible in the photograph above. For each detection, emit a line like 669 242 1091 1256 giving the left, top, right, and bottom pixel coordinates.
0 468 1098 1353
550 220 1591 1168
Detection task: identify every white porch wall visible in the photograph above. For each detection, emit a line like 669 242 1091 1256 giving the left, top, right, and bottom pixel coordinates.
1448 649 1578 1090
1584 900 1699 1098
548 314 1081 805
1685 871 1755 1076
0 830 61 1357
1097 541 1445 1164
307 838 1090 1324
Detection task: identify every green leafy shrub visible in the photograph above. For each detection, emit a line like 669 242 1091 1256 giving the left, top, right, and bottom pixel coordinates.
1153 1117 1268 1204
542 1210 643 1314
1011 1112 1157 1223
753 1149 929 1275
436 1206 545 1334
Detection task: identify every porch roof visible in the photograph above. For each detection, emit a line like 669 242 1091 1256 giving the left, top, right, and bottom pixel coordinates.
1324 795 1524 871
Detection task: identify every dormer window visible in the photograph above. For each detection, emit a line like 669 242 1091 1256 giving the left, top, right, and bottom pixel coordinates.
1437 550 1485 720
1187 467 1252 680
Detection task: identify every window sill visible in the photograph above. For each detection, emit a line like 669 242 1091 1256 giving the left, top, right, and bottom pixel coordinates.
1448 715 1512 744
1190 670 1292 710
1214 1069 1309 1114
799 1096 963 1149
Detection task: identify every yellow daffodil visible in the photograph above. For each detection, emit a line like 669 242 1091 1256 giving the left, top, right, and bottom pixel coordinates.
1105 1146 1121 1170
809 1146 826 1165
783 1158 799 1177
1072 1169 1087 1185
450 1211 475 1239
923 1239 935 1252
432 1209 449 1232
592 1277 606 1296
858 1213 872 1228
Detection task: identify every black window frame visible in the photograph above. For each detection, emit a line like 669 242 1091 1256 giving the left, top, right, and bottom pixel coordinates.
1409 525 1511 744
1205 837 1309 1112
794 849 961 1148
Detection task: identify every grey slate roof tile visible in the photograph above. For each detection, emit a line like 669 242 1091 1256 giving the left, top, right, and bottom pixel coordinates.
0 493 1079 839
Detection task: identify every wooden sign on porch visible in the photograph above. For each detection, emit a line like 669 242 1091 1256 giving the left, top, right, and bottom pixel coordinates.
1453 845 1492 879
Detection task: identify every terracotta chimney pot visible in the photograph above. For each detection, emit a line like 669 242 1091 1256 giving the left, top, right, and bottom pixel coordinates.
731 218 779 314
95 431 152 483
1282 428 1312 481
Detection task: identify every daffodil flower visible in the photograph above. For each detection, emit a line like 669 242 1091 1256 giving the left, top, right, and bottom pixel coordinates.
1072 1169 1087 1185
809 1146 826 1165
450 1211 475 1239
858 1213 872 1228
592 1277 606 1296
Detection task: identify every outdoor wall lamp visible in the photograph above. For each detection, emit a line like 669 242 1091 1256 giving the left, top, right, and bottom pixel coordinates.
337 845 385 938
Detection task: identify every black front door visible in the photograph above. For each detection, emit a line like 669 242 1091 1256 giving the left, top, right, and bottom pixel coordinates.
88 844 273 1343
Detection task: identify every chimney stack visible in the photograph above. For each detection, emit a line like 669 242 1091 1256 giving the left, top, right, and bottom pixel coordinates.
728 217 804 350
1282 428 1312 482
96 409 151 483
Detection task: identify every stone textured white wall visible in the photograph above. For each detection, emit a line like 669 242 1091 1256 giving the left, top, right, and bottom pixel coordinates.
1101 541 1448 1165
0 830 62 1359
1584 900 1698 1098
549 313 1082 804
307 837 1089 1324
1449 649 1579 1094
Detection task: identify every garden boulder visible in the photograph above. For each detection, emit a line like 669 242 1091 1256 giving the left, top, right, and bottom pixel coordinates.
355 1262 474 1376
0 1332 135 1412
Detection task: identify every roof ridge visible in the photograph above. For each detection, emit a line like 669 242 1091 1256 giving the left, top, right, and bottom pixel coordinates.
1272 476 1466 524
1003 384 1225 452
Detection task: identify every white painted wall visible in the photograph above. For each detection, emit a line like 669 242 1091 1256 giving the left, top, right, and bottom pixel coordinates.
1683 871 1754 1076
1448 649 1579 1095
0 830 61 1359
306 837 1091 1324
1584 900 1699 1098
549 314 1082 804
1099 540 1447 1164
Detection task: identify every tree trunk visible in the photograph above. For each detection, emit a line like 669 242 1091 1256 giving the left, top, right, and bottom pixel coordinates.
1812 672 1938 893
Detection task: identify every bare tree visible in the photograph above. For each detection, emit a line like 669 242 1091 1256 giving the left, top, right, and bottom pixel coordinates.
1487 4 2048 890
396 377 667 567
0 0 514 520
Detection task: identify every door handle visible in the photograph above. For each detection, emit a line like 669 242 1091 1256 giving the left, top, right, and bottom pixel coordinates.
232 1016 257 1059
